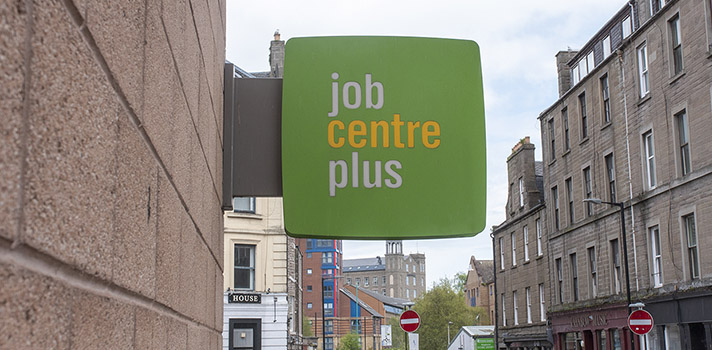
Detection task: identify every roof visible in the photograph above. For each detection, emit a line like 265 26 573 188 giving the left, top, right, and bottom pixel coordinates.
251 71 271 78
473 258 494 284
349 285 410 309
340 288 384 318
343 257 385 272
462 326 495 337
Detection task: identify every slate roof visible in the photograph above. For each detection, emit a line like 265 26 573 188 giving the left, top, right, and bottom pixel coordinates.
351 285 410 309
343 257 386 272
340 288 384 318
473 259 494 284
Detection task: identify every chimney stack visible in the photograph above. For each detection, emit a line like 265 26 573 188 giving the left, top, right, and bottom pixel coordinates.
555 50 579 97
270 30 285 78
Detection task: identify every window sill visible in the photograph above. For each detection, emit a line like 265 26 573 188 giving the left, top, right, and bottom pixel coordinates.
523 260 530 265
511 265 517 269
600 122 612 131
227 212 263 220
562 149 571 157
548 158 556 167
536 255 544 260
637 93 652 106
579 137 590 146
668 71 685 85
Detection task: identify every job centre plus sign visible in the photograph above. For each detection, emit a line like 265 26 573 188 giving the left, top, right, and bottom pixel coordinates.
326 72 441 197
281 36 486 239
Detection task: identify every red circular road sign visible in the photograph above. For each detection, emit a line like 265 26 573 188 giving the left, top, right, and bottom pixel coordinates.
400 310 421 333
628 309 654 335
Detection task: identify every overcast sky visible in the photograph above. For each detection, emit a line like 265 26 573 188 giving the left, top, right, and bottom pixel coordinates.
226 0 629 289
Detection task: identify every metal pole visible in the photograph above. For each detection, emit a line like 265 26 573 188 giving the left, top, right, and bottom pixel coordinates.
619 204 635 350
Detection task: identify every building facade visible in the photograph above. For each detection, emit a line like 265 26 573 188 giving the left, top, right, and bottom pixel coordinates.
298 238 344 350
223 197 304 350
1 1 225 348
496 1 712 350
493 139 551 350
343 241 426 301
465 256 496 325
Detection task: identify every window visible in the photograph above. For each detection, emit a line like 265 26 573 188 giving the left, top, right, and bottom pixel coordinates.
325 337 334 350
526 287 532 324
324 302 334 316
650 226 663 287
355 278 360 286
611 239 622 294
373 277 378 286
563 107 570 151
324 320 333 334
605 154 616 202
638 44 649 97
511 232 517 266
549 119 556 160
364 277 369 286
306 240 313 250
513 291 519 325
306 252 312 258
603 36 611 58
406 264 409 271
556 258 563 303
643 131 656 189
351 319 361 333
307 285 313 292
346 278 352 284
234 244 255 290
601 74 611 123
579 93 588 139
390 275 393 284
519 177 524 207
413 289 417 298
683 213 699 279
406 277 409 286
407 289 410 298
523 226 530 262
307 302 313 309
502 294 507 326
570 253 579 301
623 16 632 38
322 252 333 265
323 284 333 298
500 237 505 269
583 167 592 217
552 186 560 230
233 197 256 213
676 110 691 176
307 268 312 275
421 277 424 286
539 284 546 321
566 178 574 225
650 0 669 15
586 52 594 73
588 247 597 298
383 276 386 285
536 219 542 256
670 15 683 75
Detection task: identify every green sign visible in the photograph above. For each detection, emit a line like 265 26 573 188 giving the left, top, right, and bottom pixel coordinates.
476 338 495 350
281 36 486 239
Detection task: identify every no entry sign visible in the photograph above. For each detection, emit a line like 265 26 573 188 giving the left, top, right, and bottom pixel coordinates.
628 309 654 335
400 310 421 333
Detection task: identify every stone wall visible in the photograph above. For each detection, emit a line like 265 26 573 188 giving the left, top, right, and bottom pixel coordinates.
0 0 225 348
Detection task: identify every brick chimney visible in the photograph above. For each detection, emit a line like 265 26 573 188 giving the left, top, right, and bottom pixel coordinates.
505 137 540 219
269 30 285 78
555 50 579 97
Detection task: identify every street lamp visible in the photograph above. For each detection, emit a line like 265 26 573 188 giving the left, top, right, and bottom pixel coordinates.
447 321 454 346
583 198 635 350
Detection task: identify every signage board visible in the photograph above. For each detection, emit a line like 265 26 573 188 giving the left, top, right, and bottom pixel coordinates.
628 309 654 335
408 333 419 350
400 310 421 333
282 36 486 239
228 293 262 304
381 325 392 347
476 338 495 350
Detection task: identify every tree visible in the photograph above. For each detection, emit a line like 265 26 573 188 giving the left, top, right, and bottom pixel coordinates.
412 277 488 350
454 271 468 295
337 333 361 350
302 314 313 337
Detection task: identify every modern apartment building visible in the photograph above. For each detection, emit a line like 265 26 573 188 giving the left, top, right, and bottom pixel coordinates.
343 241 427 301
298 238 344 350
496 1 712 350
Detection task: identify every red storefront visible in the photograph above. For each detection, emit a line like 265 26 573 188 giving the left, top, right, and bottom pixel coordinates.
550 304 640 350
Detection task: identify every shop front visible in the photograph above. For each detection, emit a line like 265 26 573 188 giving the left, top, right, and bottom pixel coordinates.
550 304 636 350
643 289 712 350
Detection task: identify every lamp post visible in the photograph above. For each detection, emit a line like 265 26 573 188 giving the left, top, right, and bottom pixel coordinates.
447 321 454 346
583 198 634 350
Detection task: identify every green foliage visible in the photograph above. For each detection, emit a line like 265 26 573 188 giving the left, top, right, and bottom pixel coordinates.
454 271 468 295
302 314 313 337
337 333 361 350
412 277 486 350
388 317 406 350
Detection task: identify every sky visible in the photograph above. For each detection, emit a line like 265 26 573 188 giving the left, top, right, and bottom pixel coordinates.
225 0 629 289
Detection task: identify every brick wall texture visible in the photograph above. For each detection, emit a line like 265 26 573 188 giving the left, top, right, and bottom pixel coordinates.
0 0 226 348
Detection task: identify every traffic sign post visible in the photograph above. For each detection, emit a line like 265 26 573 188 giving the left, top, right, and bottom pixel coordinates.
400 310 421 333
628 309 654 335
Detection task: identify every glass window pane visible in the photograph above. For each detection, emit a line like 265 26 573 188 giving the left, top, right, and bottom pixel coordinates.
234 269 250 289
